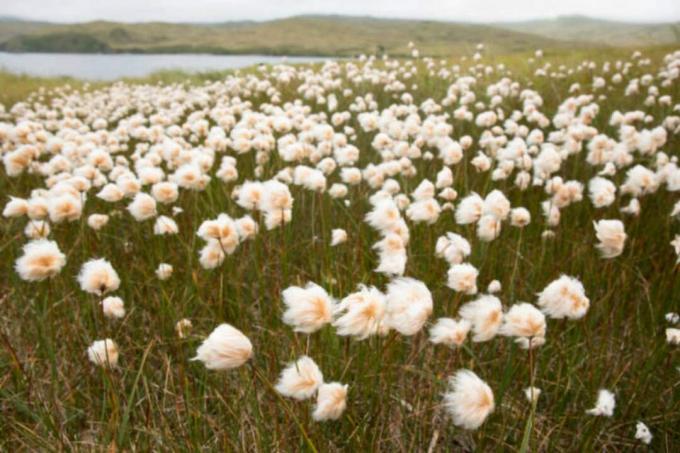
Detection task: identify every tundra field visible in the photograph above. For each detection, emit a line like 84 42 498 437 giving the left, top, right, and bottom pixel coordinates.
1 45 680 452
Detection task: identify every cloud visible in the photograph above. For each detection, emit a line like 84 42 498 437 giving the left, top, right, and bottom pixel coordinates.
2 0 679 23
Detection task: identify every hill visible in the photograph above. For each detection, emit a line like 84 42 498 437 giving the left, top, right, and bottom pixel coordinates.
0 15 678 57
497 15 680 47
0 15 589 57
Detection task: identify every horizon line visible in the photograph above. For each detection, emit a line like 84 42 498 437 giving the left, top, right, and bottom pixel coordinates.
1 12 679 26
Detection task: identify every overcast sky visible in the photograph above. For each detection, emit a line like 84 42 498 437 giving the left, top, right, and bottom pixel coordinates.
2 0 679 24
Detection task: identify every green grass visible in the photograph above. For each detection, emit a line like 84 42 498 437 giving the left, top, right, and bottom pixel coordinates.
0 72 89 108
0 47 679 451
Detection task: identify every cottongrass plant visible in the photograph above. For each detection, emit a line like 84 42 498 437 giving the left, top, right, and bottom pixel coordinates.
1 44 680 451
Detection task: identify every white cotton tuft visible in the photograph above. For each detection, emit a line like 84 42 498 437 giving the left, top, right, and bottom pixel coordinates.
458 295 503 342
635 421 652 445
429 318 471 347
87 339 119 368
537 275 589 320
191 323 253 370
313 382 348 421
275 356 324 400
586 389 615 417
384 277 433 336
15 239 66 282
443 369 495 430
101 296 125 319
330 228 348 246
447 263 479 295
282 283 334 334
594 219 626 258
77 258 120 295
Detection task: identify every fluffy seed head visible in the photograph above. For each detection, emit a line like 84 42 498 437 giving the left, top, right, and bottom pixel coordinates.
282 283 334 334
384 277 433 336
191 323 253 370
77 258 120 295
594 219 627 258
313 382 348 421
333 285 386 339
87 339 119 368
447 263 479 295
499 303 546 340
275 355 324 400
459 295 503 342
586 389 615 417
443 370 495 430
156 263 173 280
15 239 66 282
127 192 157 221
330 228 348 246
101 296 125 319
429 318 471 347
635 421 652 445
537 275 590 320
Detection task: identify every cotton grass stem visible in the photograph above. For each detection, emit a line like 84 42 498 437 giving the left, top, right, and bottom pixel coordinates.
519 341 537 453
250 364 318 453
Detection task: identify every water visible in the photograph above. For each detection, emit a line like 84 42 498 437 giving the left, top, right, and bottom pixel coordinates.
0 52 328 80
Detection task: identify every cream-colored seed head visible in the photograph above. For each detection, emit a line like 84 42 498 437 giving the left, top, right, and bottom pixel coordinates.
443 370 495 430
192 323 253 370
15 239 66 282
275 356 324 400
313 382 348 421
77 258 120 295
87 339 119 368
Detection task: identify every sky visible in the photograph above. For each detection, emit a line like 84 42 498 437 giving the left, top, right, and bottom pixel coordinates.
2 0 679 24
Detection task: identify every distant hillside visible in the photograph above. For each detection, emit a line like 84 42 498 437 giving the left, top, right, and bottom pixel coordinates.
498 15 680 47
0 15 677 57
0 15 590 57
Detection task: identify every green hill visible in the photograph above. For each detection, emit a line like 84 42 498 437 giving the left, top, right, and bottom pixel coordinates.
497 15 680 47
0 16 589 57
1 32 111 53
0 15 677 57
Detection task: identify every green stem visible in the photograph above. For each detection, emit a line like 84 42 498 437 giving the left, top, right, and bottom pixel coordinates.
250 364 318 453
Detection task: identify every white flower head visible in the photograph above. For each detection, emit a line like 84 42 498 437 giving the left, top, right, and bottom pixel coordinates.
537 275 589 320
127 192 157 221
156 263 173 280
333 285 386 339
586 389 615 417
524 386 541 404
192 323 253 370
87 339 119 368
15 239 66 282
594 219 626 259
384 277 433 336
331 228 348 246
459 295 503 342
635 421 652 445
443 369 495 430
101 296 125 319
282 282 334 334
313 382 348 421
77 258 120 295
275 355 323 400
447 263 479 295
429 318 471 347
667 328 680 345
499 303 546 340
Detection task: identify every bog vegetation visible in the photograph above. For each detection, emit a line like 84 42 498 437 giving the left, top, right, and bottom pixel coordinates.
1 44 679 451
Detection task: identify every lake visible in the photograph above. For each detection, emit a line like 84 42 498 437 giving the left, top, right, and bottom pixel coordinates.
0 52 329 80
